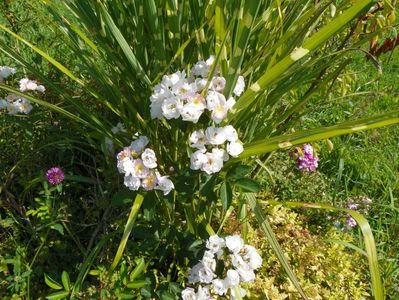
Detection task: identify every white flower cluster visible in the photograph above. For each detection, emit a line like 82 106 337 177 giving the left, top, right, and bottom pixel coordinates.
116 136 174 195
189 125 243 174
0 93 33 115
0 66 16 82
150 56 245 123
19 78 45 93
0 67 46 115
182 235 262 300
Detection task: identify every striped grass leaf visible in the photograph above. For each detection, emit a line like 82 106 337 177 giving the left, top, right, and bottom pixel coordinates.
109 194 145 274
244 193 309 299
223 0 262 98
271 200 384 300
97 2 151 86
230 0 375 117
239 109 399 159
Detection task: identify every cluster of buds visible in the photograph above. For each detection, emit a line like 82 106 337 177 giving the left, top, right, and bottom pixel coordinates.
149 56 245 124
116 136 174 195
189 126 243 174
182 235 262 300
291 144 319 172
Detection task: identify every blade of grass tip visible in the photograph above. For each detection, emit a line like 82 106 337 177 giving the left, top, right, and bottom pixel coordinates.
244 193 309 299
239 109 399 159
215 0 228 76
229 0 375 117
224 0 262 98
109 194 145 274
98 2 151 86
278 201 384 300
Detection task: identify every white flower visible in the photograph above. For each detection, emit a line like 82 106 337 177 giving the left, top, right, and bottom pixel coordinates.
130 136 149 155
226 97 236 109
242 245 263 270
0 66 16 79
212 279 227 296
19 78 38 92
150 98 164 119
205 127 226 145
181 287 197 300
191 60 209 78
155 172 174 195
198 265 215 283
206 235 225 254
124 175 141 190
233 76 245 97
14 98 33 114
225 269 240 287
190 150 207 170
206 91 225 111
117 147 132 162
202 251 216 272
212 148 229 162
151 83 172 100
225 235 244 254
223 125 238 142
188 262 203 284
189 130 207 150
194 78 208 91
211 76 226 92
36 85 46 93
162 96 182 119
202 151 224 175
141 171 157 190
196 285 211 300
131 159 150 178
237 265 256 283
227 141 244 157
141 148 157 168
180 103 203 123
6 102 19 115
206 56 215 67
117 158 135 175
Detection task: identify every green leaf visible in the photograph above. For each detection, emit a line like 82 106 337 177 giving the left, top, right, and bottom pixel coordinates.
126 279 149 289
45 290 70 300
235 178 260 193
109 194 145 273
226 164 252 181
220 181 232 210
111 190 134 207
61 271 70 291
240 109 399 159
50 224 64 236
44 274 63 290
129 258 146 281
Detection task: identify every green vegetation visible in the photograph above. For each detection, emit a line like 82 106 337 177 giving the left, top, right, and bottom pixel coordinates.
0 1 398 299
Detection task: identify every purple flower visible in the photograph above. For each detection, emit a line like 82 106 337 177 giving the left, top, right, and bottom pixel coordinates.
347 203 359 210
293 144 319 172
46 167 65 185
346 215 357 228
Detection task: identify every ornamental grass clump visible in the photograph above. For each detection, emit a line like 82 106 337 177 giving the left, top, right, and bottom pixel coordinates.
183 235 262 299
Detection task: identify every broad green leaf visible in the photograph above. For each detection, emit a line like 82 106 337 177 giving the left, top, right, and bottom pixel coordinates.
235 178 261 193
61 271 70 291
44 274 63 290
50 224 64 236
